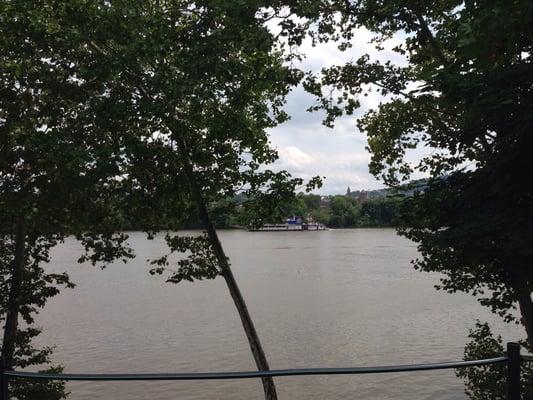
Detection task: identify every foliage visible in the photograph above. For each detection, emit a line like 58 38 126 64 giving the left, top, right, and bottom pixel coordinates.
302 193 322 210
9 366 68 400
1 2 140 397
456 322 506 400
397 173 531 324
283 193 401 228
188 192 403 228
292 0 533 340
286 2 533 397
359 196 401 227
150 235 220 283
328 195 361 227
1 1 319 399
456 321 533 400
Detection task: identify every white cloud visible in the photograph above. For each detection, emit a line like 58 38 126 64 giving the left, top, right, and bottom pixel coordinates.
264 22 414 194
273 145 378 194
276 146 313 170
277 146 370 172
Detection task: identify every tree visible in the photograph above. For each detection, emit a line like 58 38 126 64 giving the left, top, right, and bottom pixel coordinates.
455 321 533 400
279 193 309 218
286 0 533 393
1 2 320 399
1 2 138 398
359 196 401 227
79 3 323 399
302 193 321 210
329 195 361 227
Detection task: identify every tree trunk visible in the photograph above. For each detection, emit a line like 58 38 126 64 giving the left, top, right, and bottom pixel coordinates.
518 290 533 400
518 290 533 350
1 217 27 371
178 152 278 400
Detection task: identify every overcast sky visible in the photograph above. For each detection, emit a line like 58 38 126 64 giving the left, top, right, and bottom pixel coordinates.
268 28 407 194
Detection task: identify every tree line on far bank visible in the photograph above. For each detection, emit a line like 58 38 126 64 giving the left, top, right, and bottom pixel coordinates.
121 192 405 230
277 192 403 228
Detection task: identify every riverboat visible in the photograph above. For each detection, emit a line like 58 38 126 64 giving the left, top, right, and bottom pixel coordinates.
249 216 327 231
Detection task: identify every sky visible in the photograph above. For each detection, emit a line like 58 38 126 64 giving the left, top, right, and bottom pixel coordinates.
267 27 407 195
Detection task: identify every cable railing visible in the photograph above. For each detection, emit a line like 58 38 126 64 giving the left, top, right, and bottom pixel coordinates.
0 342 527 400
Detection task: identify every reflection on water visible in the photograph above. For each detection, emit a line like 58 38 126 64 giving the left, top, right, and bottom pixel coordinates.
36 229 521 399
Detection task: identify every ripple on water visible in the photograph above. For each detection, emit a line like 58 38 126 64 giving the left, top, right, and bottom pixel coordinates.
36 229 521 400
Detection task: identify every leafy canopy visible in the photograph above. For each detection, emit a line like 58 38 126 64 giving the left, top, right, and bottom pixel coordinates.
1 3 319 396
286 0 533 330
0 4 321 400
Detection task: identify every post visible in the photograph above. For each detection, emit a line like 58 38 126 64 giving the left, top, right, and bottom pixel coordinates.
507 342 521 400
0 358 7 400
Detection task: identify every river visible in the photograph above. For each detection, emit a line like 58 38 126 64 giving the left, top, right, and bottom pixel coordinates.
36 229 521 399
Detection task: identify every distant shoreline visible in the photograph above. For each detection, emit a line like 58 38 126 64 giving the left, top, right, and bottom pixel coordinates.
120 226 398 233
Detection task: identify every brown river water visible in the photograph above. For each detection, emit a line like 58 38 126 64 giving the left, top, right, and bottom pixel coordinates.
35 229 521 400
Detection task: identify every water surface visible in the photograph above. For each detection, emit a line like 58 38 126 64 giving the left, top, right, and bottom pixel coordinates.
37 229 521 399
